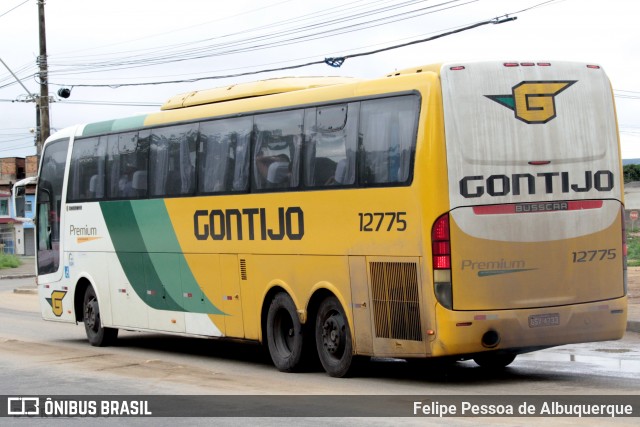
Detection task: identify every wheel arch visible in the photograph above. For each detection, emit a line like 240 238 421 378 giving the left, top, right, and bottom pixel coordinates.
259 280 353 345
260 284 289 345
307 282 353 335
73 276 93 323
306 287 336 335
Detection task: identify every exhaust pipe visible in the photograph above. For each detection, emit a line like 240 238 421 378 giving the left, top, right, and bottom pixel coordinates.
481 330 500 348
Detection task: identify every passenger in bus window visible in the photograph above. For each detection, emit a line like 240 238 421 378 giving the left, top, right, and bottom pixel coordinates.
256 151 290 188
118 166 136 197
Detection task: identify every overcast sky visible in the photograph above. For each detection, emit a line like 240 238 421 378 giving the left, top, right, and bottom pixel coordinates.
1 0 639 158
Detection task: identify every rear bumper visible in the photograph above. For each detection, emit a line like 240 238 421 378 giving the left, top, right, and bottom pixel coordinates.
430 296 627 357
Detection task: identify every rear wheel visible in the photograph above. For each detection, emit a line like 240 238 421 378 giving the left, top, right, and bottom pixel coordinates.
315 296 354 377
266 293 306 372
473 353 516 369
83 286 118 347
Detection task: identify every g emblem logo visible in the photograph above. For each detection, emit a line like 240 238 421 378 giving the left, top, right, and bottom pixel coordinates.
46 290 67 317
486 81 576 124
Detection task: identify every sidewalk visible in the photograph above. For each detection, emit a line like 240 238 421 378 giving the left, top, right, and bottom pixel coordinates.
0 256 36 280
4 256 640 333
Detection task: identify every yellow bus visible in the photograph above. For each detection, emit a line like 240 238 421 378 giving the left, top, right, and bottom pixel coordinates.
37 61 627 377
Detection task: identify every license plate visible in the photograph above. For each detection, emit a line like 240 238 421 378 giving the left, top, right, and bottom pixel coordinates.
528 313 560 328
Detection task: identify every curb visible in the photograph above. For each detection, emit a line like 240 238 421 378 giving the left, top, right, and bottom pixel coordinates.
628 320 640 334
13 288 37 295
1 274 36 280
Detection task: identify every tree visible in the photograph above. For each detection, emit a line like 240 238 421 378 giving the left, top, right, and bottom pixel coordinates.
624 164 640 183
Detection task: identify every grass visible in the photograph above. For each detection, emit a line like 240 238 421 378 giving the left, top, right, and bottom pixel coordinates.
627 231 640 267
0 254 22 269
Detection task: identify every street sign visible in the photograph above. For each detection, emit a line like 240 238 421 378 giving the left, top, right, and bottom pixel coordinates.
631 211 639 221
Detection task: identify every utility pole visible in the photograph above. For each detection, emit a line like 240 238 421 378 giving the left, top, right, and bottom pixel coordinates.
37 0 50 156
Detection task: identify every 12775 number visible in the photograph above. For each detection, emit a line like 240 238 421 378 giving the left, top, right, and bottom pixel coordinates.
358 212 407 232
572 249 616 263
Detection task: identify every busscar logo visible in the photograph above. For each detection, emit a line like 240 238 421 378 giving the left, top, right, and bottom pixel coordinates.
485 81 577 124
45 290 67 317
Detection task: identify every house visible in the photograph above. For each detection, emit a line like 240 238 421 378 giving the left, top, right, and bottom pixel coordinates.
0 190 17 254
0 156 38 255
12 177 37 256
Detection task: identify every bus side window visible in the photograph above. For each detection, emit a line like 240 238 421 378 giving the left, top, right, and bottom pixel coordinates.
253 110 303 191
359 96 419 185
303 103 358 187
67 136 105 202
232 131 251 191
198 117 252 194
106 131 148 199
150 124 197 197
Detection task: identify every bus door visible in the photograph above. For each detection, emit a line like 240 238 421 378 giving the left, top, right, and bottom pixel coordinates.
36 138 69 278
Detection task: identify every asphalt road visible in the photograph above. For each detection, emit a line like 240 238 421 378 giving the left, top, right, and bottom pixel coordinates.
1 277 639 426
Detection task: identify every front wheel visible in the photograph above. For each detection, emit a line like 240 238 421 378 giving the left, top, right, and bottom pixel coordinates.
83 286 118 347
315 296 354 377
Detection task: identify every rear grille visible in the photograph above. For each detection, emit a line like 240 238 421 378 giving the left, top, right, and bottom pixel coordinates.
369 261 422 341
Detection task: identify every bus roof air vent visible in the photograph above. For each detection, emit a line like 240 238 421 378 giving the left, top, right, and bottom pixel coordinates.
161 76 359 110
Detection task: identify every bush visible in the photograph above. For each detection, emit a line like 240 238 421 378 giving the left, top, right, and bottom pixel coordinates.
0 254 22 269
627 232 640 267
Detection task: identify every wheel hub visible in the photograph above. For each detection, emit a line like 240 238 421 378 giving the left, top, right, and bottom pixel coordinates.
85 300 98 330
322 314 344 354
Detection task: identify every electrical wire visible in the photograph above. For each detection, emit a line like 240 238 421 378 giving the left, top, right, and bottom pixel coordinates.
4 0 454 88
49 0 453 73
0 139 35 153
615 90 640 100
51 0 395 61
57 99 162 107
51 12 517 88
51 0 298 58
0 0 29 20
45 0 568 88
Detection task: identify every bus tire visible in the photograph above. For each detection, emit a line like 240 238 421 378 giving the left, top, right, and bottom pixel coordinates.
83 286 118 347
266 292 305 372
315 296 354 378
473 353 516 369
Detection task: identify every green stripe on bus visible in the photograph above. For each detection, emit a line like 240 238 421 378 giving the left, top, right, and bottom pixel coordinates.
100 200 224 315
111 115 148 132
82 120 117 137
130 200 224 315
82 115 148 136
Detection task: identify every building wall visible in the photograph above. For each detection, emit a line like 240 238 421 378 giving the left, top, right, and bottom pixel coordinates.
26 155 38 177
0 157 27 193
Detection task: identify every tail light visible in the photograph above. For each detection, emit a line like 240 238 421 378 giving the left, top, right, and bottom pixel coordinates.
432 214 450 269
432 213 452 309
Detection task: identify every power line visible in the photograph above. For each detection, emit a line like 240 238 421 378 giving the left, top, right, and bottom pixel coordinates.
0 0 29 20
52 0 377 62
0 136 32 144
51 0 428 64
0 139 35 153
57 99 162 107
52 12 517 88
49 0 453 74
615 90 640 100
50 0 298 59
0 0 565 92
